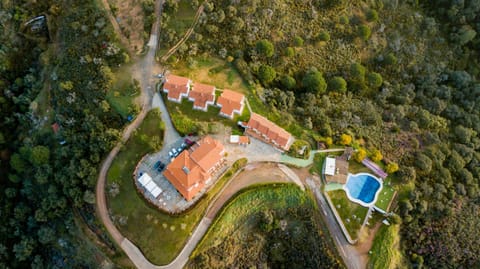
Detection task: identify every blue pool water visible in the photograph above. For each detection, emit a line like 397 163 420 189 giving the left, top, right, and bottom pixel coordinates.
345 173 381 205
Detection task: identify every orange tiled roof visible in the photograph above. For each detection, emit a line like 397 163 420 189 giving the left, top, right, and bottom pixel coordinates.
190 136 224 171
246 113 292 150
217 89 245 117
189 83 215 109
239 136 250 144
163 74 190 100
163 136 224 201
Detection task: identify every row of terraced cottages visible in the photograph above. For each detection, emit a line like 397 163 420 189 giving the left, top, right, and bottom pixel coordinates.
162 74 245 119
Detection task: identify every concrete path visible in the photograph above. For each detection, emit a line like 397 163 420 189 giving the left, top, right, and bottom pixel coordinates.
306 178 366 269
152 93 180 146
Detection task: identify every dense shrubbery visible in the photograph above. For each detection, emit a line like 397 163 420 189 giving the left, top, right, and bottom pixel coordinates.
0 0 128 267
158 1 480 267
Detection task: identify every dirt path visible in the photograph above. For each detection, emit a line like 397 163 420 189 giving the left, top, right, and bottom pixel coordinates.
98 0 132 54
160 2 205 62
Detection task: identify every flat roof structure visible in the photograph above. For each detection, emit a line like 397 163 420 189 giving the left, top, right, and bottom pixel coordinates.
216 89 245 119
189 83 216 111
325 157 336 176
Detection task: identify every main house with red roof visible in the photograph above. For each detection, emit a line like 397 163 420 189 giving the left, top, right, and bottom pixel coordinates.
188 82 216 111
163 136 225 201
216 89 245 119
245 113 294 151
163 74 191 103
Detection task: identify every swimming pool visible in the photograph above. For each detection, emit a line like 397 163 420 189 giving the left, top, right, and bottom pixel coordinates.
343 173 382 207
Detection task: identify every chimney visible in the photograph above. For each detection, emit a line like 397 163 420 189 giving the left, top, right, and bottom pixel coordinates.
182 166 190 174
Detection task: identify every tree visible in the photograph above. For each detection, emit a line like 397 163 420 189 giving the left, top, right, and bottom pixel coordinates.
383 53 397 65
353 148 367 162
416 153 433 174
339 134 352 145
367 72 383 89
328 76 347 93
256 39 274 57
302 69 327 94
339 15 349 25
318 31 330 42
366 9 379 22
30 146 50 166
370 149 383 162
358 24 371 40
350 62 366 82
386 162 399 174
280 75 296 89
284 47 295 57
293 36 304 46
258 65 276 84
37 226 55 244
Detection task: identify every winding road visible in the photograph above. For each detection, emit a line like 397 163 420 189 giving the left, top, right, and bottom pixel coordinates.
95 0 364 268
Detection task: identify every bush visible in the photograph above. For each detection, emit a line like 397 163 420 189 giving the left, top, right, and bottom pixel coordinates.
318 31 330 42
366 9 379 22
258 65 277 84
353 148 367 162
280 75 296 90
293 36 304 46
358 24 371 40
339 15 349 25
328 76 347 93
383 53 397 65
284 47 295 57
367 72 383 89
256 39 275 57
350 62 366 82
339 133 352 145
302 69 327 94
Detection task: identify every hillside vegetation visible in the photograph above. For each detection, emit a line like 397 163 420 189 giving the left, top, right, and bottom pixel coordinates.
161 0 480 267
189 184 344 268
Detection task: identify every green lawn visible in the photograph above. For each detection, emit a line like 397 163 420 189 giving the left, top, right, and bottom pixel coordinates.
348 160 371 174
106 66 140 118
107 114 246 266
375 180 396 212
368 224 403 269
327 190 369 240
169 0 196 35
162 92 250 134
171 56 250 94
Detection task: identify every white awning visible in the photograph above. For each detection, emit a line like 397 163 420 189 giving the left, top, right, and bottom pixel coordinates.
138 173 152 187
325 157 336 176
150 186 163 198
145 180 157 193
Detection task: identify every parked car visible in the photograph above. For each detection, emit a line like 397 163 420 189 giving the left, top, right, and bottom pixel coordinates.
153 161 161 169
157 162 165 172
168 151 173 157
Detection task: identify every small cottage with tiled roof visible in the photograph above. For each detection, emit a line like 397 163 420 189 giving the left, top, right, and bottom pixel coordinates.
188 83 216 111
216 89 245 119
245 113 294 151
163 74 191 102
163 136 225 201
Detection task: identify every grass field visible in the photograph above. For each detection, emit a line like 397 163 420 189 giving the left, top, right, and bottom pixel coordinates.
107 114 246 266
368 224 403 269
327 190 369 240
375 181 396 212
171 56 250 94
162 91 250 133
106 66 140 118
